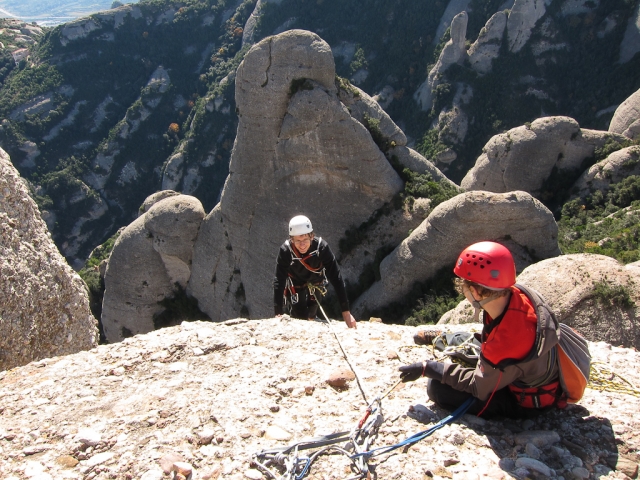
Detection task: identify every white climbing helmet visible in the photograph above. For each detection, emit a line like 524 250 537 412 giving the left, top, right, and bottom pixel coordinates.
289 215 313 236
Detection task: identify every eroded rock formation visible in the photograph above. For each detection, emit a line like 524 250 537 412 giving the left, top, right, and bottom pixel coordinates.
0 148 98 370
352 190 561 317
517 254 640 349
572 146 640 200
188 30 405 320
101 195 205 343
461 117 623 198
609 87 640 140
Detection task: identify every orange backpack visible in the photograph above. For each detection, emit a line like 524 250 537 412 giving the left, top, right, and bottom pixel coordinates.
516 284 591 405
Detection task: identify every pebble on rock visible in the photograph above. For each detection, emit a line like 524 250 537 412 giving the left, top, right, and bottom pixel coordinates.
326 368 355 387
264 425 293 441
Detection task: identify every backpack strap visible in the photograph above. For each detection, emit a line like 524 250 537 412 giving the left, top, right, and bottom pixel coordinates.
286 238 325 275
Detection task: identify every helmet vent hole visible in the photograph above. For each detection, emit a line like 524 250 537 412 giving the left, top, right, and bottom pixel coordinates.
486 260 491 265
473 262 477 266
480 265 485 269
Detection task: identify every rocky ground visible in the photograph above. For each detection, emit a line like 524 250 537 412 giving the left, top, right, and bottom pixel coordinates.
1 317 639 480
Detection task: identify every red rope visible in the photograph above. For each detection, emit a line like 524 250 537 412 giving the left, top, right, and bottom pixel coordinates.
476 371 503 417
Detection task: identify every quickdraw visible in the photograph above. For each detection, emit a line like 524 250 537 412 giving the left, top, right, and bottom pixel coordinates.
252 389 475 479
255 289 477 479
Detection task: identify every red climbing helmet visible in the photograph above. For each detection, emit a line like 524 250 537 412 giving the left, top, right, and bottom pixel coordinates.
453 241 516 290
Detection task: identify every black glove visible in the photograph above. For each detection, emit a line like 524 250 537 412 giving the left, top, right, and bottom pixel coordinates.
399 361 444 383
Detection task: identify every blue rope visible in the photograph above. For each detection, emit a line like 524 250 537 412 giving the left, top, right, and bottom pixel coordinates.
351 397 476 459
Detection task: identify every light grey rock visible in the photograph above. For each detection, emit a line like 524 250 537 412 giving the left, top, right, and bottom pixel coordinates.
352 190 560 317
387 146 456 186
437 103 468 146
161 151 185 191
188 30 403 320
414 12 468 111
432 0 472 46
507 0 547 53
139 190 180 216
60 18 100 46
337 84 407 147
468 11 508 74
461 117 621 198
571 146 640 200
515 457 553 477
437 300 475 325
515 254 640 349
144 196 205 287
515 430 560 447
338 198 432 293
95 4 143 27
0 147 98 371
619 2 640 64
609 87 640 140
101 195 205 343
0 318 638 479
242 0 284 47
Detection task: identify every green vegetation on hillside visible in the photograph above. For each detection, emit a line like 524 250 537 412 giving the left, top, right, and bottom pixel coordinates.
0 0 254 265
558 177 640 264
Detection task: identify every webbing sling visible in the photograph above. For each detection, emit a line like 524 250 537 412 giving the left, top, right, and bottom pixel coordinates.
351 396 476 459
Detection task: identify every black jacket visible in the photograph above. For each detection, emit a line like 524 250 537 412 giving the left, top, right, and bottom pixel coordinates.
273 237 349 315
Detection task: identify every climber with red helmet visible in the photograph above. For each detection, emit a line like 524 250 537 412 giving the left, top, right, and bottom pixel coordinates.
398 241 563 418
273 215 357 328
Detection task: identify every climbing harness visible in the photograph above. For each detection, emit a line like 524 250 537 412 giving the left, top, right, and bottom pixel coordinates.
282 238 328 313
430 331 481 367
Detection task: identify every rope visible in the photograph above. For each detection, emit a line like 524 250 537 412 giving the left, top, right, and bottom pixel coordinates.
351 396 476 459
588 362 640 397
309 284 370 405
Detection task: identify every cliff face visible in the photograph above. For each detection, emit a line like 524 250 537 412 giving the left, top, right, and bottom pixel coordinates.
1 0 638 269
0 317 638 479
0 147 98 370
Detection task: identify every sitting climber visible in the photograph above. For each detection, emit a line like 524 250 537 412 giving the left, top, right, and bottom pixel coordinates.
273 215 357 328
399 241 572 418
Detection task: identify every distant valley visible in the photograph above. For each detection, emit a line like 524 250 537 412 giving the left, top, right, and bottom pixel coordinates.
0 0 138 26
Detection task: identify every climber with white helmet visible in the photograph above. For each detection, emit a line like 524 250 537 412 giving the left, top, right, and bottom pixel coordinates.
398 241 568 418
273 215 357 328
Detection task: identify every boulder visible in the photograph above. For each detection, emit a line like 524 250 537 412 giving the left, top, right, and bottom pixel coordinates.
517 254 640 349
101 194 205 343
0 147 98 370
468 11 508 75
188 30 404 320
351 190 560 317
443 254 640 349
507 0 546 53
138 190 180 216
461 117 620 198
609 87 640 140
437 102 469 146
387 145 457 186
414 12 468 111
572 146 640 200
337 83 407 147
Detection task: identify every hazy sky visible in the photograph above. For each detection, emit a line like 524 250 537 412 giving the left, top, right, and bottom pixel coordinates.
0 0 139 26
